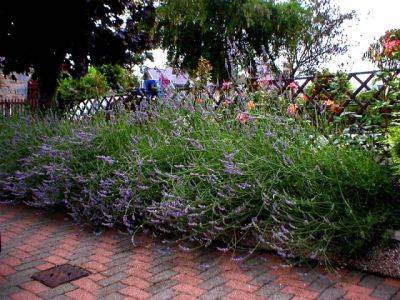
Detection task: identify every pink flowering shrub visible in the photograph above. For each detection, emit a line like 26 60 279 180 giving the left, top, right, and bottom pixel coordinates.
367 28 400 68
359 29 400 144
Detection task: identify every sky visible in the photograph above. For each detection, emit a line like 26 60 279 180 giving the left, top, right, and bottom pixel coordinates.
328 0 400 72
142 0 400 73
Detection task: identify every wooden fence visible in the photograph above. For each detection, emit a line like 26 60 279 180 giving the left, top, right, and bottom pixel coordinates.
0 97 27 117
2 70 399 119
0 79 39 117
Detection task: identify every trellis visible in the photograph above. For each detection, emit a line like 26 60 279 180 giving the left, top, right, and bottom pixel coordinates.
271 70 400 116
3 70 399 120
67 91 153 119
68 95 127 119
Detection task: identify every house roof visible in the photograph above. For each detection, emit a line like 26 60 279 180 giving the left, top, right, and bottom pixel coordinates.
146 67 189 87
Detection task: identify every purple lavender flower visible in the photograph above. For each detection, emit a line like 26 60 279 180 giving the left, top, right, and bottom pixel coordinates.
119 186 133 199
123 215 132 228
38 144 61 158
75 130 94 142
241 223 253 231
216 245 230 253
187 138 205 151
237 182 251 190
265 129 276 138
96 155 116 165
234 203 247 214
221 160 242 176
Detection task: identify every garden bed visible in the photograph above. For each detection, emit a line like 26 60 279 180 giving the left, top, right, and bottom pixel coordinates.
0 99 399 272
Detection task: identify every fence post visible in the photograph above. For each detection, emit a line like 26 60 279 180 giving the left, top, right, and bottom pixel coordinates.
5 102 10 117
28 79 39 112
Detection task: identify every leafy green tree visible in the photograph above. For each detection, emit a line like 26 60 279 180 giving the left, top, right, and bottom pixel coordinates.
156 0 306 81
156 0 354 80
97 64 139 92
0 1 155 110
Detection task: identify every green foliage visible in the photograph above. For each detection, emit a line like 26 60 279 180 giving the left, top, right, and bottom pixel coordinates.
156 0 307 80
156 0 354 79
0 114 65 174
97 64 139 92
279 0 355 76
362 29 400 130
325 29 400 156
388 126 400 229
0 102 397 263
304 69 353 103
57 67 110 106
56 65 139 107
1 1 155 110
389 126 400 175
366 28 400 70
360 29 400 131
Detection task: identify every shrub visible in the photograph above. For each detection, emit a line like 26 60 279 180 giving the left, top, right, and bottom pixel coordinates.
97 64 139 92
56 65 138 108
0 99 397 264
57 67 110 107
304 69 353 104
366 28 400 70
389 126 400 174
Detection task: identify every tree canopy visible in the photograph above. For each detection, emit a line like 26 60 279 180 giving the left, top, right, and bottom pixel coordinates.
156 0 354 80
156 0 306 80
276 0 355 77
0 0 155 109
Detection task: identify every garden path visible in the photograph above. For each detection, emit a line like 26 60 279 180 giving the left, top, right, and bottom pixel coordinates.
1 205 400 300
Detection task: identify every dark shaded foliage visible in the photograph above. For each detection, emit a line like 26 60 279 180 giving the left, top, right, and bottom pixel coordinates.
0 0 155 109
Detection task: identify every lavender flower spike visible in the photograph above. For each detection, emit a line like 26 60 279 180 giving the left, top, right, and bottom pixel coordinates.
96 155 116 165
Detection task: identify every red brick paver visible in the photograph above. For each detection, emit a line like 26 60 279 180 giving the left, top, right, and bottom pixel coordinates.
1 204 399 299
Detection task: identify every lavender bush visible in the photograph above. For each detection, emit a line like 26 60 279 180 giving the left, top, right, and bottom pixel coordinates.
0 97 397 264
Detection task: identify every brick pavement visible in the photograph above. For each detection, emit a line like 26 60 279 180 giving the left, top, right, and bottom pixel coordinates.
1 204 400 300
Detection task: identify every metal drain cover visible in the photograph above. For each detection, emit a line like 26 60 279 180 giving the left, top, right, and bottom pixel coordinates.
32 264 91 288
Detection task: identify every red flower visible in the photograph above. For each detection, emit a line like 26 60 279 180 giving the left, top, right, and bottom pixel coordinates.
300 93 309 102
324 100 335 107
383 39 400 57
288 82 298 91
246 101 255 111
159 75 171 89
236 112 249 124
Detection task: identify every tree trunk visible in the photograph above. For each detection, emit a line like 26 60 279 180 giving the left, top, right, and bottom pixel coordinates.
35 65 60 111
